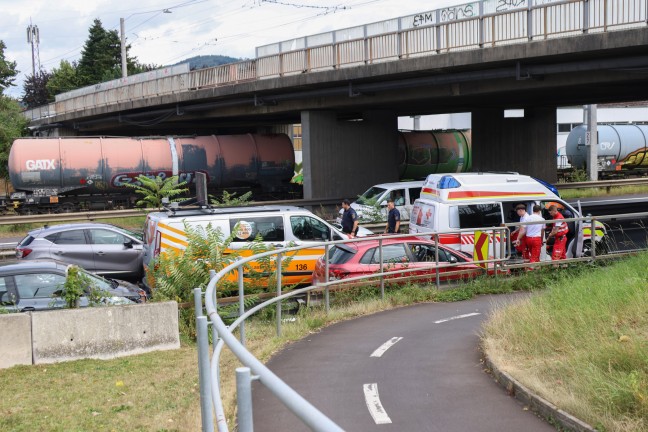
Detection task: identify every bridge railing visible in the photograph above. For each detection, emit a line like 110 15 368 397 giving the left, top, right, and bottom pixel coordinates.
25 0 647 121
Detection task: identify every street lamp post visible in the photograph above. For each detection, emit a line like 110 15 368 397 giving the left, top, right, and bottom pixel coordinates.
119 9 171 79
120 18 127 78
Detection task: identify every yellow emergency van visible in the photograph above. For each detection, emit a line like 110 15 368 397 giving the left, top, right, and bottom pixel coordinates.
142 205 371 287
409 173 607 259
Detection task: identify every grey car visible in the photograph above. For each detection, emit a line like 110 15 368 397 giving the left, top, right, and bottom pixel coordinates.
16 223 145 280
0 260 145 313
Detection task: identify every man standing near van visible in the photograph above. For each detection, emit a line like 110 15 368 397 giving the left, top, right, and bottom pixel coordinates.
341 199 359 238
512 204 530 259
385 199 401 234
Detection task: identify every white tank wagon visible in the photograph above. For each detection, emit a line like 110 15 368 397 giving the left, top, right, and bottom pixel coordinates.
566 124 648 173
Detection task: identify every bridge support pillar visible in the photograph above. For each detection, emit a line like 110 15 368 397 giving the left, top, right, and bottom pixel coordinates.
301 110 398 199
472 107 557 182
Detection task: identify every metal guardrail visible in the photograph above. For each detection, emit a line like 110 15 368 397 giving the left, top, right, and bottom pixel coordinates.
555 177 648 190
200 227 511 432
6 175 648 227
197 209 647 431
0 197 344 226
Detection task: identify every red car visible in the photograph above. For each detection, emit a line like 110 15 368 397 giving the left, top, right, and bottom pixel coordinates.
312 236 485 285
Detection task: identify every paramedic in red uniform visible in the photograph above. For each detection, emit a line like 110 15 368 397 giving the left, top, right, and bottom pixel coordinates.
514 204 544 263
546 204 569 260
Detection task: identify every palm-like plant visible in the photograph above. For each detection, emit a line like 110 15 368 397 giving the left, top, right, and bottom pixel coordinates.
125 175 188 210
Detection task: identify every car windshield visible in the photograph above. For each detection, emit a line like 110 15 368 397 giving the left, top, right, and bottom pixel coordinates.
79 269 114 291
357 187 387 204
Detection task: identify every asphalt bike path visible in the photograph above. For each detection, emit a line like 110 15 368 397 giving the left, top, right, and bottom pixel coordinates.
252 293 555 431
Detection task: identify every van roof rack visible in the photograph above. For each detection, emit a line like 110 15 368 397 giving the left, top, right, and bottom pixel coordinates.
161 172 213 215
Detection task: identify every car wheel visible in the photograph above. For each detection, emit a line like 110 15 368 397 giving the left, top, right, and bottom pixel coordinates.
581 239 608 257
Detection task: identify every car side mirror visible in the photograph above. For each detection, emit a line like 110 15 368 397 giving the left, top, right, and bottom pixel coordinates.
123 239 134 249
380 200 387 207
449 256 458 264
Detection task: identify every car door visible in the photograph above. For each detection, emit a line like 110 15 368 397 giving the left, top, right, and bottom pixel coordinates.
358 244 410 281
288 215 338 284
389 188 408 220
406 186 422 220
228 215 287 281
12 272 67 311
408 243 481 282
47 229 96 272
87 228 143 279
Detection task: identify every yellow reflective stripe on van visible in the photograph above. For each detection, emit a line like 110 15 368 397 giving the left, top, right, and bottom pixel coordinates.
159 222 187 237
157 222 189 250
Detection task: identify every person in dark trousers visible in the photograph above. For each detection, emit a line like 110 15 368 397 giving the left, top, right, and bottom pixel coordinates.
341 199 359 238
384 199 401 234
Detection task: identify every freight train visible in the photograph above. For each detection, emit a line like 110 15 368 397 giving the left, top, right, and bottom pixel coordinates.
566 124 648 175
4 130 474 214
6 134 296 214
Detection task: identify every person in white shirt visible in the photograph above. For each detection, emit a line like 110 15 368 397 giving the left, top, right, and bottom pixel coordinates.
513 204 545 263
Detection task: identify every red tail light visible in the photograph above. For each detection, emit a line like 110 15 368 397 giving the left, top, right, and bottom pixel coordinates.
329 269 349 280
16 247 32 258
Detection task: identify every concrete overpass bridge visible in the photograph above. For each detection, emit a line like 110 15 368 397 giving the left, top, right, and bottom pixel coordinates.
26 0 648 198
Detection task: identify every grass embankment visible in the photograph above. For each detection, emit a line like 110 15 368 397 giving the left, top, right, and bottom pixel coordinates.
483 253 648 432
0 266 575 431
0 250 646 430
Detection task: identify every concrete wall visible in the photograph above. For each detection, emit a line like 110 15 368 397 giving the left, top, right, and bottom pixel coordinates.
0 302 180 368
472 107 557 183
301 110 398 199
0 314 32 368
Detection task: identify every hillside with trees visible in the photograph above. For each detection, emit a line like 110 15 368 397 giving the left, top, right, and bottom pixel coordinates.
172 55 243 70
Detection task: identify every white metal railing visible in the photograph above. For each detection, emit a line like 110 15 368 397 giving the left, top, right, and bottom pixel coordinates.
199 227 510 432
24 0 647 121
196 207 648 431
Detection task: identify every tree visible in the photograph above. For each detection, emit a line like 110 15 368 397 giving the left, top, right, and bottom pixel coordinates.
22 70 52 108
77 19 145 86
0 95 28 180
46 60 81 97
0 40 18 94
124 175 188 210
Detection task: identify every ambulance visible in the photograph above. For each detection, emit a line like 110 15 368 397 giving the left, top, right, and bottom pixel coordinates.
142 205 373 287
408 173 607 259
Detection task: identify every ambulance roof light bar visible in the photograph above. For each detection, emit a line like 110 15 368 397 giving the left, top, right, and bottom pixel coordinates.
437 175 461 189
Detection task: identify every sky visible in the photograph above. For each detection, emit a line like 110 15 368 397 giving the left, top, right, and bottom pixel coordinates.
0 0 462 99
